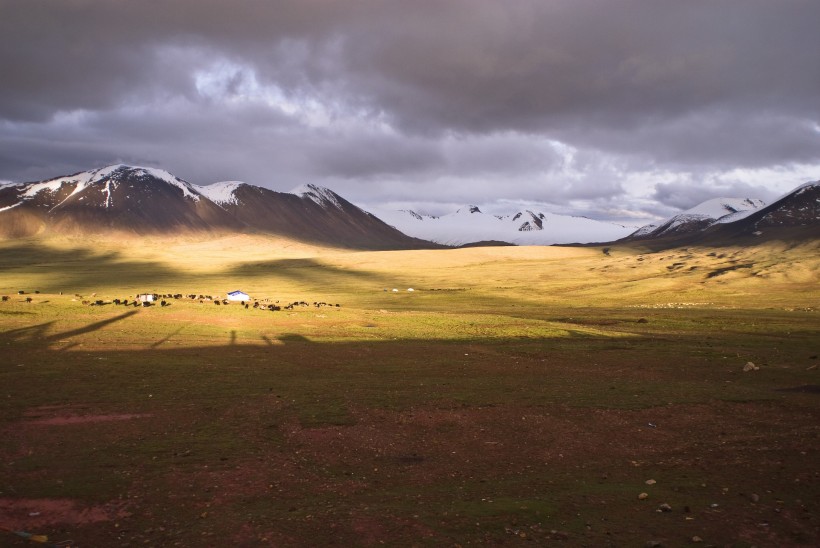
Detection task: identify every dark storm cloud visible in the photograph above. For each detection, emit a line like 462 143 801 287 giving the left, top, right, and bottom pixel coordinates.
1 0 818 217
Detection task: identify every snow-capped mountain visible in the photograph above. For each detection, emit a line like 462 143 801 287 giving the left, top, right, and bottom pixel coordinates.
628 198 766 239
372 205 635 246
622 182 820 245
0 165 239 236
0 165 434 249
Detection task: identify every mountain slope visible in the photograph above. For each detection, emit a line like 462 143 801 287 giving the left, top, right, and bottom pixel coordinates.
199 182 435 249
372 205 635 246
627 198 766 240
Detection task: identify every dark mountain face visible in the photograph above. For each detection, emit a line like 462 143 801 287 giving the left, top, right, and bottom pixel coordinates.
0 165 241 236
209 184 433 249
748 183 820 229
0 166 438 249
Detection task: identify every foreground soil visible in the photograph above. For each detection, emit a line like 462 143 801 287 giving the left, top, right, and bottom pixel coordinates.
1 333 818 547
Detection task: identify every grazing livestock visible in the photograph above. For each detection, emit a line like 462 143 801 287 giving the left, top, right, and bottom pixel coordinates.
214 300 221 305
25 297 33 303
1 296 8 302
18 290 25 295
142 301 151 307
113 299 121 305
160 300 168 307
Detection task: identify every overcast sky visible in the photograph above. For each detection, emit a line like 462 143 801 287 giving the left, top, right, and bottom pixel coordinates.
1 0 818 222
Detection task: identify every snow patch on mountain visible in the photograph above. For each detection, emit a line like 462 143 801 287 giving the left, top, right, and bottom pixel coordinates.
128 166 201 201
683 197 765 221
0 202 23 213
16 164 204 205
290 184 344 210
196 181 245 205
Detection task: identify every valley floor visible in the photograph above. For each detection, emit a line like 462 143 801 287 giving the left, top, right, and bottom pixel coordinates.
0 235 818 546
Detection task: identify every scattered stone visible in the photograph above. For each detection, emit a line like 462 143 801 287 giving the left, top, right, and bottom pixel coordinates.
750 493 760 503
807 364 818 371
645 541 663 548
645 479 657 485
657 503 673 512
743 361 759 372
638 492 649 500
692 536 703 543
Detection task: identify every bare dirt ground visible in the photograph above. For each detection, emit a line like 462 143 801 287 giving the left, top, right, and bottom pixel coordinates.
1 340 818 547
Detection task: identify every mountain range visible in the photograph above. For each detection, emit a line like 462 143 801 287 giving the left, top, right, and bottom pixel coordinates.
0 164 817 248
0 165 433 249
371 205 635 246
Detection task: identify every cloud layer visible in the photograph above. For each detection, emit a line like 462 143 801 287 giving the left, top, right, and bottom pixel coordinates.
2 0 818 221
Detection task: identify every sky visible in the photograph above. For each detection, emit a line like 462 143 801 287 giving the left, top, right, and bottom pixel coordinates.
1 0 819 223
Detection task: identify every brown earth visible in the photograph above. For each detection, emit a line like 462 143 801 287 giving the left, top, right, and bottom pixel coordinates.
1 397 817 546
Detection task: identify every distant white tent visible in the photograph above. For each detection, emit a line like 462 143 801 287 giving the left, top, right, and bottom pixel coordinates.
226 290 250 302
137 293 156 303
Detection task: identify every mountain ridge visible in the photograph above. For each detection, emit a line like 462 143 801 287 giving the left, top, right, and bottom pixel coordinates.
0 165 436 249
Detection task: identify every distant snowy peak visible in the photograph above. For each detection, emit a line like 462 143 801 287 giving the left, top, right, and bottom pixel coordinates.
512 210 545 232
628 196 766 239
196 181 247 205
402 210 426 221
372 204 634 246
291 183 345 210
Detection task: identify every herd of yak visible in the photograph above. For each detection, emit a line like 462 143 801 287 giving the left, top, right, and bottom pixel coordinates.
1 291 340 311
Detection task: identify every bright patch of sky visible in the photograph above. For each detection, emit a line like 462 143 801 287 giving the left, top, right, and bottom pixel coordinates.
194 60 334 128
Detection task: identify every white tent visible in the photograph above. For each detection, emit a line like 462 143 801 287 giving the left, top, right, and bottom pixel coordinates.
227 290 250 302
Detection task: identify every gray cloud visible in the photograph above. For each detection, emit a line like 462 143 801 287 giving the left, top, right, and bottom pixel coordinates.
0 0 818 219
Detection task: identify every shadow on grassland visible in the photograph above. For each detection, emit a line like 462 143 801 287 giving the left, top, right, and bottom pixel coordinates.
2 325 816 419
0 241 183 291
227 258 394 289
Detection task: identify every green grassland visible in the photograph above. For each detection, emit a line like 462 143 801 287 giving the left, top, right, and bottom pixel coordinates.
0 234 818 546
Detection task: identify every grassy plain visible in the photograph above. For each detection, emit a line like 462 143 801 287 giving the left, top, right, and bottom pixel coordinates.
0 234 818 546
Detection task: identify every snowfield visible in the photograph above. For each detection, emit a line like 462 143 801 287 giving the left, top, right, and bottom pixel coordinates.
370 205 636 246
